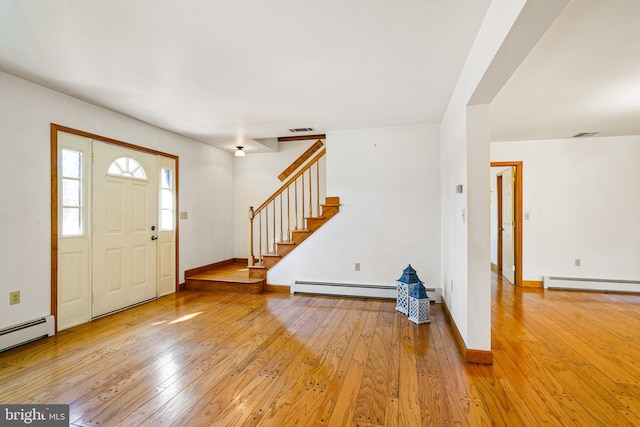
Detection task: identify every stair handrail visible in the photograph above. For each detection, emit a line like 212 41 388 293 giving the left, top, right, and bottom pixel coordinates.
253 147 325 213
249 147 326 266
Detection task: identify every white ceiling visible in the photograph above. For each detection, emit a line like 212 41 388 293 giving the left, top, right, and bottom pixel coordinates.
491 0 640 142
1 1 638 151
0 0 491 153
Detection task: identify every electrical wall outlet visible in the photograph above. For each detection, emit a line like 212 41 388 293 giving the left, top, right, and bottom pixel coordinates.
9 291 20 305
575 258 581 267
355 262 360 271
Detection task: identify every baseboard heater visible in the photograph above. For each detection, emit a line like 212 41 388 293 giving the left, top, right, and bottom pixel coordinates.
543 276 640 293
293 281 397 299
292 280 443 303
0 315 55 353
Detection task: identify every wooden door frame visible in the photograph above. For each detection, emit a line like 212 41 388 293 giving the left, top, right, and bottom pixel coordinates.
491 161 522 287
51 123 180 332
496 174 503 274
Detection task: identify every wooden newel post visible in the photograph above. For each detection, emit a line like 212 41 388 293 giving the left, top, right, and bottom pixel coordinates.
248 206 255 266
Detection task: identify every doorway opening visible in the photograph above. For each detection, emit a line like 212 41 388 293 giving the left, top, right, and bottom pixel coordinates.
491 161 522 287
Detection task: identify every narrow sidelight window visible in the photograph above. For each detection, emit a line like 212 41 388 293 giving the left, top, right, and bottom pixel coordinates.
61 149 83 236
160 168 174 231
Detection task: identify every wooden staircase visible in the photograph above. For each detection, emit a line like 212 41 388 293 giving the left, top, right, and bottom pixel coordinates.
260 196 340 269
247 143 340 285
185 140 339 293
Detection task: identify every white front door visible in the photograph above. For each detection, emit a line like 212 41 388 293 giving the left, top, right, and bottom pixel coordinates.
57 130 177 329
500 167 515 284
91 141 158 317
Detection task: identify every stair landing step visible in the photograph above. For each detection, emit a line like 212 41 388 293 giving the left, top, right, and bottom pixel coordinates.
185 278 265 294
184 262 265 294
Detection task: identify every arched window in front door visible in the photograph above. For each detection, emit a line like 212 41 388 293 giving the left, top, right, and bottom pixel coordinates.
107 157 147 179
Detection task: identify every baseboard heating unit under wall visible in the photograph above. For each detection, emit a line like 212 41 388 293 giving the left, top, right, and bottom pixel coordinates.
293 281 396 299
0 315 55 353
292 281 442 303
543 276 640 294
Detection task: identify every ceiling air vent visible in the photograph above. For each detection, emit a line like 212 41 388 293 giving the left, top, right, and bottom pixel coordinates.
572 132 599 138
288 127 314 133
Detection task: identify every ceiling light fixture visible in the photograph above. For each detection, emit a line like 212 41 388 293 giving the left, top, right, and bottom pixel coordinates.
234 146 246 157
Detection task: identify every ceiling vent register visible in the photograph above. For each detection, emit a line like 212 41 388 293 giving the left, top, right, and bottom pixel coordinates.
572 132 599 138
288 127 314 133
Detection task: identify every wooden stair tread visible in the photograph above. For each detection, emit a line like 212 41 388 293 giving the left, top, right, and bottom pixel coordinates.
325 196 340 204
262 253 281 258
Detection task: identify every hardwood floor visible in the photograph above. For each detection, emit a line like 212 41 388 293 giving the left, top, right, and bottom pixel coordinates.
1 274 639 426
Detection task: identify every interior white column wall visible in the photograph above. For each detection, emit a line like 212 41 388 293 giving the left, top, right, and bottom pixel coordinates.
466 104 492 349
0 71 234 330
441 0 529 350
441 0 569 351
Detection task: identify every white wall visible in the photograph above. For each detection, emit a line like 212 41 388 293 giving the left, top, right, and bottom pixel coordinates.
0 71 234 329
267 125 442 294
178 143 234 271
491 136 640 282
